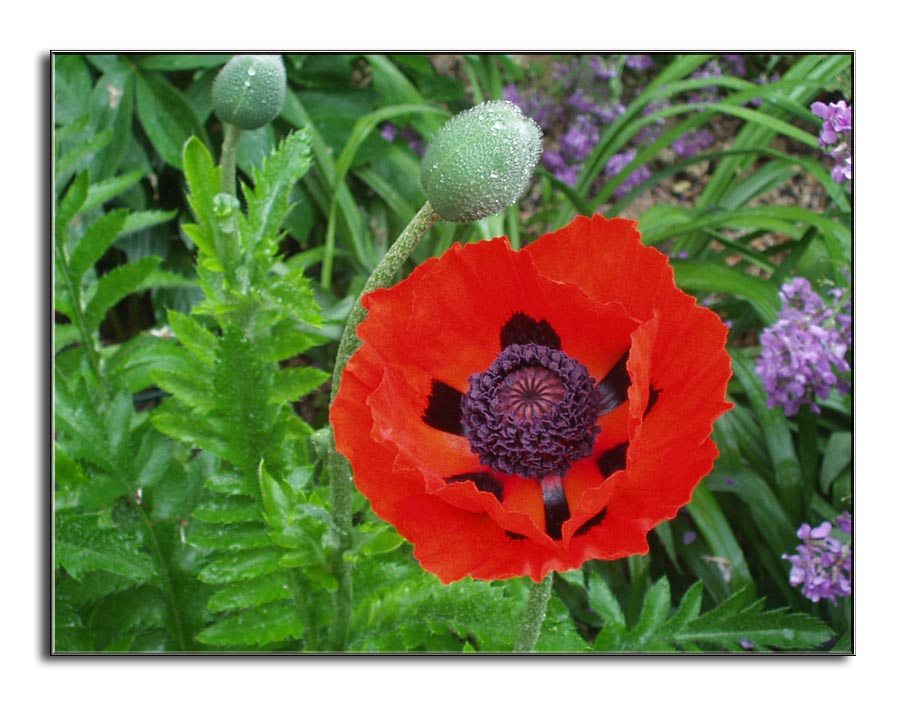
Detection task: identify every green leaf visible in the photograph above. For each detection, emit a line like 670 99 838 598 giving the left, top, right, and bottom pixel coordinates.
242 130 313 253
194 496 261 524
121 209 178 235
624 576 672 648
81 170 144 214
673 592 833 651
84 256 162 331
188 522 272 551
68 209 129 284
196 601 303 647
182 136 221 257
135 70 210 169
197 548 284 584
671 261 780 324
56 129 113 187
206 571 295 613
56 171 90 237
55 512 154 582
270 366 329 404
732 352 803 516
819 431 852 494
167 309 218 367
687 485 754 594
135 54 232 71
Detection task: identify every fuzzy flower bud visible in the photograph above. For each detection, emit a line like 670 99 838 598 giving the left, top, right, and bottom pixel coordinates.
212 55 286 130
420 100 542 223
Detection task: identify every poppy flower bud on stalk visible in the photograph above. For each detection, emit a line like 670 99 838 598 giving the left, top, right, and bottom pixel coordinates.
212 54 287 130
420 100 543 223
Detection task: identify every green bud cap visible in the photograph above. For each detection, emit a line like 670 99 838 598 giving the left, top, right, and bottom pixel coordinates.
212 54 286 130
419 100 543 223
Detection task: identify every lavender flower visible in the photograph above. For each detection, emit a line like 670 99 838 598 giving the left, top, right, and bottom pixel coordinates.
755 277 852 416
561 114 599 162
811 99 853 183
606 149 652 198
625 54 654 71
782 512 852 605
671 128 715 159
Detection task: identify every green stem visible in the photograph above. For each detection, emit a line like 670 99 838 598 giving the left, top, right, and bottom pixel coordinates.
513 574 553 652
220 123 242 198
54 236 106 391
329 201 440 401
325 201 440 651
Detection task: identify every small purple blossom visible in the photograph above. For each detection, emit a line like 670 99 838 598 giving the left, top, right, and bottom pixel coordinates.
782 513 852 605
561 114 599 162
811 99 852 183
755 277 852 416
625 54 654 71
606 149 652 198
590 55 619 80
682 530 697 545
739 638 755 650
672 128 715 159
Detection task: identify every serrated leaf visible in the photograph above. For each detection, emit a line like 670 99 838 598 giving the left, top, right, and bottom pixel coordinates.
673 593 833 651
151 366 216 411
270 366 329 404
197 547 283 584
56 129 113 188
68 209 130 284
167 310 217 367
56 171 90 237
242 130 313 253
84 256 162 331
81 171 144 215
121 209 178 236
196 601 303 647
152 407 238 465
188 522 272 551
206 571 295 613
194 496 261 524
55 512 154 582
624 576 672 647
182 136 220 256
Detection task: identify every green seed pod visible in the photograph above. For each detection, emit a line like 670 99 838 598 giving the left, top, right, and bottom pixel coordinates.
420 100 543 223
212 54 286 130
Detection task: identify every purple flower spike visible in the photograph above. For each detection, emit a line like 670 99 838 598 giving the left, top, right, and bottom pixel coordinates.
811 99 853 182
782 513 852 605
755 277 852 416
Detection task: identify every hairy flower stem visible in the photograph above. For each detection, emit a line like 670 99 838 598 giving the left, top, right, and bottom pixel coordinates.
219 123 242 198
514 573 553 652
326 201 440 651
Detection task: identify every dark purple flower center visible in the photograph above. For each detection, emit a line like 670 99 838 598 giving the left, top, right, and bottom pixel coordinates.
461 343 601 480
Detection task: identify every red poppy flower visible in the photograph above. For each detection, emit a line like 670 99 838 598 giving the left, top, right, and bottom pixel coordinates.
331 215 732 583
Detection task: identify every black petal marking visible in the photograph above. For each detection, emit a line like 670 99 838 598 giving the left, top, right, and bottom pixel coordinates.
645 386 661 416
574 507 608 537
445 471 504 502
597 442 628 479
423 380 465 436
598 349 631 415
500 312 561 350
505 531 528 541
541 475 570 540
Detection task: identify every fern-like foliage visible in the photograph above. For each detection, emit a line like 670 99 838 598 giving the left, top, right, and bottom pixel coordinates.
53 154 205 651
149 131 333 649
587 574 834 652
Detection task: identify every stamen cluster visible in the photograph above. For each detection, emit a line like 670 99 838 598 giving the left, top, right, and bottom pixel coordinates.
461 343 601 480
